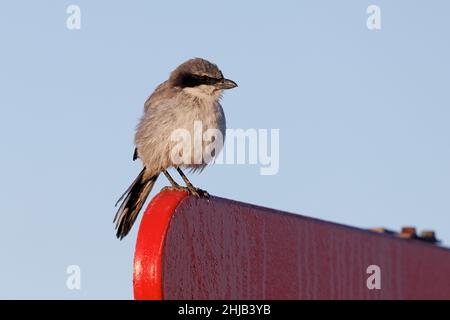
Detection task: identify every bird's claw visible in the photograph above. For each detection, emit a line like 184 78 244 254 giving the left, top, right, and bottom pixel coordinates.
161 186 209 199
161 186 186 193
187 186 210 199
195 188 210 198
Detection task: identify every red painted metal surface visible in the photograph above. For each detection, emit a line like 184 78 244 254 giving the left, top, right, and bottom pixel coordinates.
134 191 450 300
133 190 188 300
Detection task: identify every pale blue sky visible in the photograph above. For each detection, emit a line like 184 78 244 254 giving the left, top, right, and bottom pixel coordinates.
1 1 449 299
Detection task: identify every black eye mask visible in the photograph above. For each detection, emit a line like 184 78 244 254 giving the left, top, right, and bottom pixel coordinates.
176 73 222 88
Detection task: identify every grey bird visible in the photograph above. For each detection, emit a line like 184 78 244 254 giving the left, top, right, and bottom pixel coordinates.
114 58 237 239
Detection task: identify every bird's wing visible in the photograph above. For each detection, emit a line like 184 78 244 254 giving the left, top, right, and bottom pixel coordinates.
135 82 181 160
144 81 181 113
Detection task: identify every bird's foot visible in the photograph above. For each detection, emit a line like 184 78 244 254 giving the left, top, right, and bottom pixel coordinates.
161 186 188 193
184 185 210 198
161 186 210 198
190 187 210 199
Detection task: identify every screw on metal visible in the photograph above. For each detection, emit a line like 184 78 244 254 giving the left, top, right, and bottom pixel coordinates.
419 230 439 244
399 226 418 239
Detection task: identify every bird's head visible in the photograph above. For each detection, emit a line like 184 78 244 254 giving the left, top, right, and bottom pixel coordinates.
169 58 237 100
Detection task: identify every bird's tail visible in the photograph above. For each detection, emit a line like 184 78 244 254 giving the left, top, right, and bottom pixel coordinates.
114 168 158 240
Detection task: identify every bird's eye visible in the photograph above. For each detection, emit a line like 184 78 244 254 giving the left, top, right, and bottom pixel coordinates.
202 76 211 84
177 73 220 87
203 76 221 85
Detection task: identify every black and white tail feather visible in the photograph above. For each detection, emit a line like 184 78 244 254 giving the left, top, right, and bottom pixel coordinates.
114 168 158 240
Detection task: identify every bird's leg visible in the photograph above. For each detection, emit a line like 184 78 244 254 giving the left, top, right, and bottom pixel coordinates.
163 169 180 188
161 169 186 193
176 167 210 198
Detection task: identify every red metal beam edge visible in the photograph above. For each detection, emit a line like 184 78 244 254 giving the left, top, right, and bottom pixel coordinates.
133 190 189 300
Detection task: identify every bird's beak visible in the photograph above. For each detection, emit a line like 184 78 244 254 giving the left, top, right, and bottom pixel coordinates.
217 78 238 90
